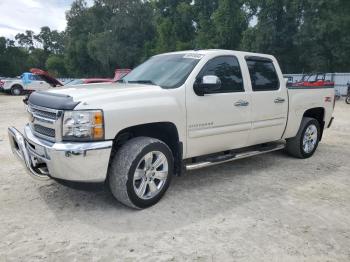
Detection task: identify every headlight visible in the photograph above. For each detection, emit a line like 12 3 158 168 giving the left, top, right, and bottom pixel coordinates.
62 110 104 141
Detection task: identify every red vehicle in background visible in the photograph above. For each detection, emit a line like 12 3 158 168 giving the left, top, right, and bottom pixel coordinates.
66 69 132 86
66 78 113 86
113 69 131 81
30 68 64 87
291 73 334 88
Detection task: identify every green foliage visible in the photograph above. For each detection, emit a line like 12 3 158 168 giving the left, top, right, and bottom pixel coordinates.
241 0 303 72
46 55 67 76
64 0 155 77
213 0 248 50
15 30 35 50
0 0 350 77
194 0 219 48
0 27 67 77
152 0 195 52
297 0 350 72
0 38 29 77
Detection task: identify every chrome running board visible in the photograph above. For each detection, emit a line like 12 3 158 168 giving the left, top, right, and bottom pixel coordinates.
186 142 285 171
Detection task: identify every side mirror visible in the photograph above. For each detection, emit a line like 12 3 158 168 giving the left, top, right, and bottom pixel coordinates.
194 75 221 96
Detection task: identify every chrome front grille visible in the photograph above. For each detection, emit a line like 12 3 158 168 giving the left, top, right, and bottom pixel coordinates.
27 104 63 142
33 124 56 138
30 107 58 120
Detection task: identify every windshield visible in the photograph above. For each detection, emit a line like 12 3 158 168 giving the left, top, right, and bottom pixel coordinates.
121 54 203 88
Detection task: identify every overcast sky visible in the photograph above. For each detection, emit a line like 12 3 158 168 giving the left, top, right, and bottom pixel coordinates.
0 0 92 39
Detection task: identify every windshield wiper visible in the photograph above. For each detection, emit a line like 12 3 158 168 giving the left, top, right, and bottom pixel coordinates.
128 80 157 85
116 79 125 83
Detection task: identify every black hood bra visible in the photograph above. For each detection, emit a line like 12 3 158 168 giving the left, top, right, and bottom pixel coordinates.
28 91 80 110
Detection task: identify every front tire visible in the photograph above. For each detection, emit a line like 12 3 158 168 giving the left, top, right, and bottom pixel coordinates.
286 117 321 159
108 137 173 209
11 85 23 96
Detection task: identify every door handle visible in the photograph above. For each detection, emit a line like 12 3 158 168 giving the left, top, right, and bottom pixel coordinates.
234 100 249 107
274 97 285 103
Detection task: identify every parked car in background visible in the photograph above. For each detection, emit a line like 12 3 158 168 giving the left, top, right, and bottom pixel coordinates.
65 69 131 86
66 78 114 86
114 69 131 81
9 49 335 209
285 76 294 87
1 68 63 95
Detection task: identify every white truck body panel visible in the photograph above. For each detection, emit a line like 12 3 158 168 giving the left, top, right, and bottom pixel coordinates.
6 49 336 210
283 87 334 139
2 78 51 92
44 49 334 160
54 84 187 154
185 51 252 157
246 56 289 146
29 79 51 91
18 50 334 162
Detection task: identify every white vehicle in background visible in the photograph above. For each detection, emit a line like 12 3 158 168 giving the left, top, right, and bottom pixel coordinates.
1 69 63 95
8 49 335 209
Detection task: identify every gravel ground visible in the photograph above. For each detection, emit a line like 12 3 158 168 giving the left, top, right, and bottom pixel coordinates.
0 93 349 262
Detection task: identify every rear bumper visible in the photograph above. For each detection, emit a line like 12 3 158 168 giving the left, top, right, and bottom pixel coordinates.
8 125 113 182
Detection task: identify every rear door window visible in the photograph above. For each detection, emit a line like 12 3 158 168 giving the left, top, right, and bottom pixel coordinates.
246 57 280 91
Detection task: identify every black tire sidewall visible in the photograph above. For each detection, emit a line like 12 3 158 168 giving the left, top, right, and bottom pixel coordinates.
11 85 22 96
346 96 350 104
126 142 173 209
299 119 320 158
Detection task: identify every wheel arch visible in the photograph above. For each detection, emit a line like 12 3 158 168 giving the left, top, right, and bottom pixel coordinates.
110 122 183 176
11 83 24 89
302 107 325 140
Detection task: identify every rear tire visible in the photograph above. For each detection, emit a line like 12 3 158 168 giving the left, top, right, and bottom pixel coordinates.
286 117 320 159
11 85 23 96
108 137 173 209
346 96 350 104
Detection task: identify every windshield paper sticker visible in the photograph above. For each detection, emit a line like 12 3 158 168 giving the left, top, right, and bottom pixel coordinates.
183 53 204 60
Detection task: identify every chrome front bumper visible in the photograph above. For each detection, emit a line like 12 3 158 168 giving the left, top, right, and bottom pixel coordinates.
8 125 113 182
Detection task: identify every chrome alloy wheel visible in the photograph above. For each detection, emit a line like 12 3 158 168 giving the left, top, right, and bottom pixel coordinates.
303 124 318 154
133 151 169 200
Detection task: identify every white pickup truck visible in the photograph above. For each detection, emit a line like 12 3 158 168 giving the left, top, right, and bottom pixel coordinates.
1 69 63 95
8 50 335 209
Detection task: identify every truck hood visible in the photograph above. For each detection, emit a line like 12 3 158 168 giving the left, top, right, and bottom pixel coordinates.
30 68 63 87
45 83 164 109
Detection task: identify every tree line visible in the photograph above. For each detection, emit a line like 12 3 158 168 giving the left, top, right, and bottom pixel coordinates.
0 0 349 78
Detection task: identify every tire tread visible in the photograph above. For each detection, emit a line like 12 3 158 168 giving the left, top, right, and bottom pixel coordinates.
108 137 172 209
286 117 320 159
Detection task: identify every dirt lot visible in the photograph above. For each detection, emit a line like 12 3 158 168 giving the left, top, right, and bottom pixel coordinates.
0 93 349 262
